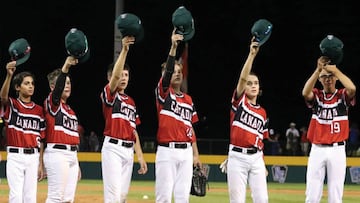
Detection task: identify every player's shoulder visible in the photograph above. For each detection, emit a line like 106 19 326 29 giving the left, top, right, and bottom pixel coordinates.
123 94 136 104
34 103 44 110
182 92 194 100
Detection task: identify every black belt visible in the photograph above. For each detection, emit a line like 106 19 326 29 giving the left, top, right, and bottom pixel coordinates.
232 146 258 154
109 138 134 148
159 143 190 149
53 144 78 151
318 141 345 147
8 147 39 154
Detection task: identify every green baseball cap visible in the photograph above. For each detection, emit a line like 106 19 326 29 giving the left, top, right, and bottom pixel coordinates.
8 38 31 66
319 35 343 65
251 19 273 46
65 28 90 63
116 13 144 43
172 6 195 41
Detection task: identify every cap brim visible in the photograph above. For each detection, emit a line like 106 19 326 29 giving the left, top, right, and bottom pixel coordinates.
78 49 90 64
15 53 30 66
120 26 144 44
182 27 195 41
258 33 271 46
322 50 343 65
135 26 144 43
252 31 272 46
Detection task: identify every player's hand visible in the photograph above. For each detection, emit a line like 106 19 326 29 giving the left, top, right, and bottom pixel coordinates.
316 56 330 72
66 56 79 66
171 28 184 46
266 168 269 177
137 159 148 175
322 63 338 75
193 155 202 169
63 56 78 72
122 36 135 51
38 164 45 181
250 37 260 55
78 166 82 181
6 61 17 76
219 158 228 174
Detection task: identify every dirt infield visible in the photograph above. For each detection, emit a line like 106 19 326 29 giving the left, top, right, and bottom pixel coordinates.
1 180 359 202
0 182 154 203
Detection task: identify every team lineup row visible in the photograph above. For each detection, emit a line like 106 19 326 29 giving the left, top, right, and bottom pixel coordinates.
1 5 356 203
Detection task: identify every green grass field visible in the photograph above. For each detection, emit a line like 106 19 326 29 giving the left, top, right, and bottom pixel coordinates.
0 179 359 202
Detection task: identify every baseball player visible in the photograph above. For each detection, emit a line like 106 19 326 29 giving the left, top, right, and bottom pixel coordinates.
1 61 46 203
154 29 201 203
302 56 356 202
43 56 81 203
100 36 148 203
225 38 269 203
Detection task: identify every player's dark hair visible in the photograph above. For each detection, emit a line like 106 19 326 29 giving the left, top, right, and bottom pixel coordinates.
13 71 35 91
124 63 130 71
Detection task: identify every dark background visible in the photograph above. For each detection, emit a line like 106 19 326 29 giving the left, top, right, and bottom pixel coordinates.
0 0 359 143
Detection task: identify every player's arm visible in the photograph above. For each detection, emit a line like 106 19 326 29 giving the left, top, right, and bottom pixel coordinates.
52 56 78 105
236 38 259 98
302 56 326 101
0 61 17 105
38 142 45 181
133 130 148 174
192 141 202 168
162 29 183 91
191 127 202 168
324 64 356 99
109 36 134 94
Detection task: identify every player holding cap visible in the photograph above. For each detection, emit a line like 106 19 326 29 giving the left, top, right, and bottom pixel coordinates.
42 28 89 202
100 13 148 203
155 6 201 202
220 19 272 203
226 37 270 203
302 35 356 203
1 38 46 203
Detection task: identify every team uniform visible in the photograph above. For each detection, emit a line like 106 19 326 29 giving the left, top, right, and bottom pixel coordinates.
155 76 199 203
43 73 80 203
305 88 355 202
4 97 45 203
100 84 140 203
227 92 269 203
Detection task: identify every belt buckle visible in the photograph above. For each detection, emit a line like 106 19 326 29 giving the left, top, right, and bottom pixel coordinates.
169 142 175 148
65 145 70 150
242 148 247 154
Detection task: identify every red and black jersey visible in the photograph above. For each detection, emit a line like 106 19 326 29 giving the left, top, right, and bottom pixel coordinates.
306 88 355 144
4 97 45 148
100 84 112 137
100 84 140 141
44 92 79 145
155 78 199 143
230 91 269 150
